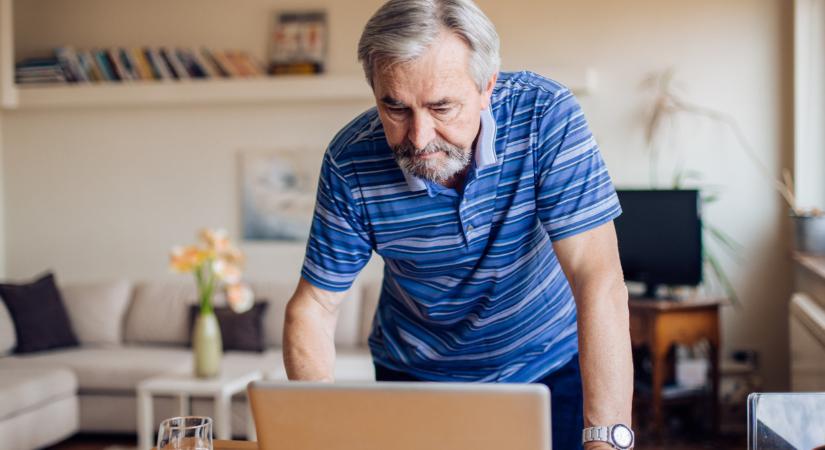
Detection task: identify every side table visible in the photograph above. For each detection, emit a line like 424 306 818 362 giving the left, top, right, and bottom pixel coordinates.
137 365 263 450
629 297 722 435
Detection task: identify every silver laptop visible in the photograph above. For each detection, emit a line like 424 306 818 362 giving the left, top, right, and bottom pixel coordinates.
248 381 551 450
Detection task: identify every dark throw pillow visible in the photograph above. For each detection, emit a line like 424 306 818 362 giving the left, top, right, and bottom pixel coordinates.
188 302 268 353
0 272 79 354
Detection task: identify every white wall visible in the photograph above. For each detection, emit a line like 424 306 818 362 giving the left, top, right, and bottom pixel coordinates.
794 0 825 210
0 115 5 278
4 0 794 389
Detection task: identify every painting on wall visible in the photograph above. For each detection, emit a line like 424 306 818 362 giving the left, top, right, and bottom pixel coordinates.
239 148 320 242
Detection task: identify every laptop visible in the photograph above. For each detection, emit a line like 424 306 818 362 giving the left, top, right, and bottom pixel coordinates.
248 381 551 450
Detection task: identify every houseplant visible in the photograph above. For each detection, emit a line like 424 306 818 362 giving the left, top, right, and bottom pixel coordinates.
170 228 253 377
642 69 824 304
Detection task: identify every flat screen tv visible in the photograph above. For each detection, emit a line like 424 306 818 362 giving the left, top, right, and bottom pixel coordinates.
614 189 703 298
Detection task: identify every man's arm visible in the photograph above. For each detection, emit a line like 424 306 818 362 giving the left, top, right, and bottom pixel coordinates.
552 221 633 448
283 278 349 381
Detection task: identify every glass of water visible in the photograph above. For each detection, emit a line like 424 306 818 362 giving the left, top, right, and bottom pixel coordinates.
157 416 213 450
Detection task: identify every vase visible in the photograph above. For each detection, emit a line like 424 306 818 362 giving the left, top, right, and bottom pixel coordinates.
794 215 825 255
192 310 223 378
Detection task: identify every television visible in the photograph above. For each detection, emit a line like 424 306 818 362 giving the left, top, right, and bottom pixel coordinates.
614 189 703 299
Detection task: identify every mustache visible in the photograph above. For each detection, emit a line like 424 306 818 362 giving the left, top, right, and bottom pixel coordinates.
392 138 465 159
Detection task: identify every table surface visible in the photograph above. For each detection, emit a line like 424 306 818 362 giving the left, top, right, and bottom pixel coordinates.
137 365 263 394
629 296 723 311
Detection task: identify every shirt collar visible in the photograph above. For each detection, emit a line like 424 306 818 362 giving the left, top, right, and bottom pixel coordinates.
402 108 497 192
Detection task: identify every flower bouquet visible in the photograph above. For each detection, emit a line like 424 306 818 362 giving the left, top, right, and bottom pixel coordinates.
170 228 253 377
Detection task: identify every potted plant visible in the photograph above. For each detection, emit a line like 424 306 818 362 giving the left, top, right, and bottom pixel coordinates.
643 69 825 305
169 228 253 377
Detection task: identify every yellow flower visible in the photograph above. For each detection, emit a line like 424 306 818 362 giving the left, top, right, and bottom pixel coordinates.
226 283 254 314
169 245 208 273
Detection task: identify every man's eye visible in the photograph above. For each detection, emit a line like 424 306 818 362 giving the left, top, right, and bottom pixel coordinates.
432 107 453 115
387 107 408 114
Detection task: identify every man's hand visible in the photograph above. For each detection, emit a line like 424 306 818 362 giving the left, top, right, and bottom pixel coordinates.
283 278 348 381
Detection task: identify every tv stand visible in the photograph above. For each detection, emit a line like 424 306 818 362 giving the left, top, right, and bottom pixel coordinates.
643 283 661 299
628 297 722 437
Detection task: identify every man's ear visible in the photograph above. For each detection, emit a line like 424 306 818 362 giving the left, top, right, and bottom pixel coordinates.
480 72 498 110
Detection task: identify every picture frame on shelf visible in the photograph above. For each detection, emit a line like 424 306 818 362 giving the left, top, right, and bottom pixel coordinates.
268 10 327 75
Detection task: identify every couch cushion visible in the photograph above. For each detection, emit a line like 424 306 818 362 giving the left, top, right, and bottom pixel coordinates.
0 272 79 353
5 347 192 392
0 366 77 420
0 300 16 356
188 303 268 352
251 279 363 348
123 277 367 348
125 281 197 345
61 280 133 346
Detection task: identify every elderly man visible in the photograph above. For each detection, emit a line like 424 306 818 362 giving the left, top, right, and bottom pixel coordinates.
283 0 633 448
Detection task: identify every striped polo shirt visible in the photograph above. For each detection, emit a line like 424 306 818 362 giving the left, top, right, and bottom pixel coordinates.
301 71 621 382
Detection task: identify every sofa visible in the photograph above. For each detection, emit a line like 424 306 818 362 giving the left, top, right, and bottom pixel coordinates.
0 273 383 449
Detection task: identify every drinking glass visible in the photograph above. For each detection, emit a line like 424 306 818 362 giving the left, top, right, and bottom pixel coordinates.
748 392 825 449
156 416 213 450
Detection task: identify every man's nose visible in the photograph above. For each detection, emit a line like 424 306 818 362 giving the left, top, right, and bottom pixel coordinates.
408 111 436 150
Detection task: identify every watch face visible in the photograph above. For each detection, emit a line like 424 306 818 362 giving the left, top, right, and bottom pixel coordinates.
611 425 633 448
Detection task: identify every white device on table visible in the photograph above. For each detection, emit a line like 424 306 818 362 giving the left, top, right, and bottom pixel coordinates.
248 380 552 450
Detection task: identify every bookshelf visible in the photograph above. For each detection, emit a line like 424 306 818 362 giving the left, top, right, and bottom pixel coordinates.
0 0 598 111
15 76 373 109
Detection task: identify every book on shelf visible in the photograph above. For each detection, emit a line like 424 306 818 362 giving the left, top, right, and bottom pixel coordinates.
199 48 230 78
132 48 156 81
107 48 131 81
15 57 67 84
76 50 104 82
160 47 189 80
175 48 208 79
146 48 174 81
15 46 290 86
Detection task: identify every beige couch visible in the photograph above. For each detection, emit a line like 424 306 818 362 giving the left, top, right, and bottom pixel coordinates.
0 275 381 449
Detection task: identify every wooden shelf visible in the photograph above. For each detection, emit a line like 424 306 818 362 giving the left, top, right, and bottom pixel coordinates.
0 0 598 110
7 68 597 110
9 75 374 110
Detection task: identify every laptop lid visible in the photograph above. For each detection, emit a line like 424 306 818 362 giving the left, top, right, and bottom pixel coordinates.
248 381 551 450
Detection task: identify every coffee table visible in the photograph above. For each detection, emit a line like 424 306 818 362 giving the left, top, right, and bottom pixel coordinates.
137 365 263 450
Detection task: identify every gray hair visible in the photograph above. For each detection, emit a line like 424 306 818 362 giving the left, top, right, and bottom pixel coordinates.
357 0 501 92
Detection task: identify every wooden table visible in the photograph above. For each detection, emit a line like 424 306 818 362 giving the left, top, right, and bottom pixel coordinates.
629 297 722 435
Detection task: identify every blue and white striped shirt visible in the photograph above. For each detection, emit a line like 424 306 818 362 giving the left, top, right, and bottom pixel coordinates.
301 71 621 382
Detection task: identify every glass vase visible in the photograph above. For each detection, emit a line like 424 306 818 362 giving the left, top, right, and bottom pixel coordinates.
192 309 222 378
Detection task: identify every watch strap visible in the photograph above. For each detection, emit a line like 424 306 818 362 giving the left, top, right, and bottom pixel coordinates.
582 426 610 443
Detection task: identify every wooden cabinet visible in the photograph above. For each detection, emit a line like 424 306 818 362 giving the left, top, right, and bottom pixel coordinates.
629 298 721 435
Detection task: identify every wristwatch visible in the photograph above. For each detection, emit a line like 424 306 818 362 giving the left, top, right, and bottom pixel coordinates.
582 424 635 449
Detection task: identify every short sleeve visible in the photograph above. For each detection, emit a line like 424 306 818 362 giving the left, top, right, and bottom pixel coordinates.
300 151 373 292
534 90 622 241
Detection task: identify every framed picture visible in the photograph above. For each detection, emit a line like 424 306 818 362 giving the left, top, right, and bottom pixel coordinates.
268 10 327 75
239 148 320 242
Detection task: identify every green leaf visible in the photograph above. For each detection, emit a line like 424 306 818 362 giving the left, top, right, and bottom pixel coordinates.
704 249 741 309
704 222 745 262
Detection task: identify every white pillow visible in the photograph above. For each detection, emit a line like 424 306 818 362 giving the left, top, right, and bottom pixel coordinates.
0 300 16 355
60 280 133 346
124 281 197 346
